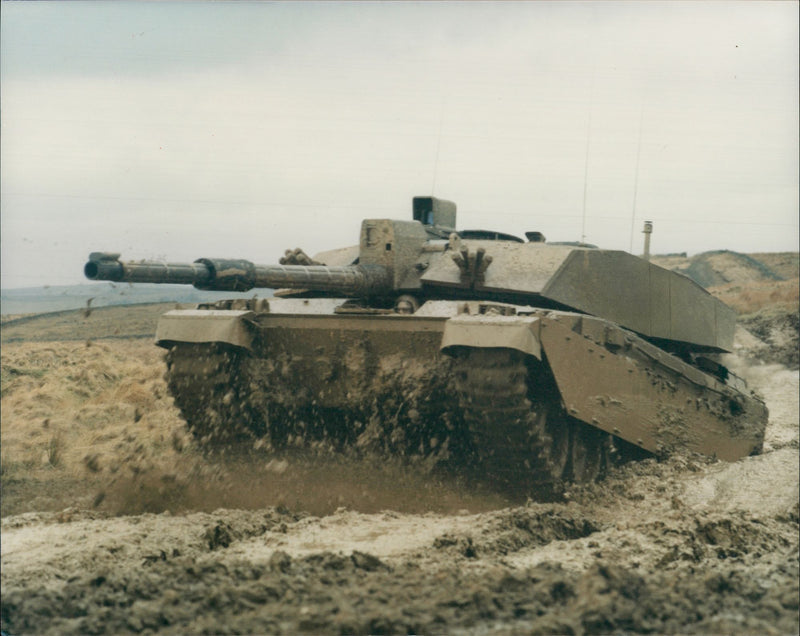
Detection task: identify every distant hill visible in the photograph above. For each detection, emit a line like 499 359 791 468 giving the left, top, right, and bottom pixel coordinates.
747 253 800 281
651 251 798 287
1 302 180 343
0 283 267 317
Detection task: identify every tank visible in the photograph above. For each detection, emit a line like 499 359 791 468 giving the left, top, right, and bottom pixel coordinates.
84 196 767 491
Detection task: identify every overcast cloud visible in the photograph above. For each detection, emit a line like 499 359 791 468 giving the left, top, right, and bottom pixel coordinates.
1 1 797 289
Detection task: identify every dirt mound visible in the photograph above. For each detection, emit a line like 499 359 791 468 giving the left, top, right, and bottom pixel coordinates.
2 493 797 635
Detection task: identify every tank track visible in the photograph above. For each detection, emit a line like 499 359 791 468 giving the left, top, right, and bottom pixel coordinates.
164 342 462 456
165 342 619 490
165 343 266 446
451 348 616 491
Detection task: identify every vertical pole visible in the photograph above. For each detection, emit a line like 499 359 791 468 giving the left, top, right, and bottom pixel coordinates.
581 109 592 246
642 220 653 261
581 67 596 246
431 97 445 195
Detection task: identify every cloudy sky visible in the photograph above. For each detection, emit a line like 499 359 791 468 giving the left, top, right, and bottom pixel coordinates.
1 1 797 289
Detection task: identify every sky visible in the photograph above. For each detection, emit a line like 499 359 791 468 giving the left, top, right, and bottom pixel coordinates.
1 1 798 289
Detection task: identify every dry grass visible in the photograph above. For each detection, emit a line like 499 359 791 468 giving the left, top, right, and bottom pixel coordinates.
748 252 800 280
710 278 799 315
0 339 195 516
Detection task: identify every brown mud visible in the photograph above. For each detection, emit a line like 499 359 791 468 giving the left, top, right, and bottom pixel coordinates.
1 309 798 634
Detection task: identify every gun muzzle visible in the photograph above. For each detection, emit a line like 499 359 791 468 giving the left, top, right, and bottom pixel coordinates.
84 252 214 287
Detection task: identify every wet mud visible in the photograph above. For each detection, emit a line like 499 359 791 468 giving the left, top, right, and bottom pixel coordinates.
2 320 799 634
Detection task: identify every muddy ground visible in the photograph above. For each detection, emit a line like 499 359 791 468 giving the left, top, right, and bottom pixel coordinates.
1 299 798 634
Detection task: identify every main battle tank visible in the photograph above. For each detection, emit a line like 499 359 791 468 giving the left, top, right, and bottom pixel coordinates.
85 196 767 490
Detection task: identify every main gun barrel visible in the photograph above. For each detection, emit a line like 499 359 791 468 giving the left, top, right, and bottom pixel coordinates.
84 252 393 296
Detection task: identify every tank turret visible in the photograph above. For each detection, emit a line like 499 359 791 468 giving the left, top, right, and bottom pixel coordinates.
86 197 734 352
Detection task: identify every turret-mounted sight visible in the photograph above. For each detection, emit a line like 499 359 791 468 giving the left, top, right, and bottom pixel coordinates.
413 196 456 238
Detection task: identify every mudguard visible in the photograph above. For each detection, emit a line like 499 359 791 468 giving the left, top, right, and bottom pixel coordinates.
155 309 255 350
441 315 542 359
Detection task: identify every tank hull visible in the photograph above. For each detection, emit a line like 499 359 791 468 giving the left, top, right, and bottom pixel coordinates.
156 299 767 490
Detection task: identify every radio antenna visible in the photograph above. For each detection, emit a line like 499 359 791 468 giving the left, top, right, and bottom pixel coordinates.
431 97 445 194
629 103 645 253
581 108 592 245
581 66 596 245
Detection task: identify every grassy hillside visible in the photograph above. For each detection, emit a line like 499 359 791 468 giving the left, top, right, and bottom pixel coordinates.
651 250 798 288
0 283 263 316
1 303 182 344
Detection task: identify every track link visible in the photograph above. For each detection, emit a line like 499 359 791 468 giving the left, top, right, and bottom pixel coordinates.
452 347 614 491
